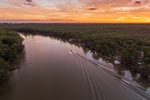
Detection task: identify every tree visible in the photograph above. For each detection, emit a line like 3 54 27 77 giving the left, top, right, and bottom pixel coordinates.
121 45 140 66
0 58 10 81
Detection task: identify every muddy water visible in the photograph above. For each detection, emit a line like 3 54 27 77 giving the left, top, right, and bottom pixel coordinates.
0 34 149 100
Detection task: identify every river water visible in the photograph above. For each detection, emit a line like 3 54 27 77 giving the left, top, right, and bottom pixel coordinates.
0 33 150 100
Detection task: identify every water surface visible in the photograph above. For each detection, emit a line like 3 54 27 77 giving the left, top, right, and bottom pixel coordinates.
0 34 150 100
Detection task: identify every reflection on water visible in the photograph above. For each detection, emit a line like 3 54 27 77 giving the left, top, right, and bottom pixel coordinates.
73 35 150 94
84 49 150 94
0 33 150 100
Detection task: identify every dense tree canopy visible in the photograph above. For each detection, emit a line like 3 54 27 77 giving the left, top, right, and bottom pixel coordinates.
0 29 24 81
1 23 150 78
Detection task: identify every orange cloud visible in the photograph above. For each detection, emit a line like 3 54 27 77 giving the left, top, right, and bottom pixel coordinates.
0 0 150 23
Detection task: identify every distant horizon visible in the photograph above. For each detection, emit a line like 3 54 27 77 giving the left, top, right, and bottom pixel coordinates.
0 20 150 24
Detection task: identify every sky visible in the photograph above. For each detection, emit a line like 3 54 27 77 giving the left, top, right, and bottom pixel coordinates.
0 0 150 23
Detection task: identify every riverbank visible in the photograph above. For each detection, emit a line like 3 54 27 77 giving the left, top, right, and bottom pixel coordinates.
1 33 149 100
0 29 24 82
1 23 150 79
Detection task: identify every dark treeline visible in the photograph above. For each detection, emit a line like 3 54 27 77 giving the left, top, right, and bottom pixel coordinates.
0 29 24 82
1 23 150 79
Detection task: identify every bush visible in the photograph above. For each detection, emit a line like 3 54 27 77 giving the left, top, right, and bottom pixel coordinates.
0 58 10 81
0 30 24 81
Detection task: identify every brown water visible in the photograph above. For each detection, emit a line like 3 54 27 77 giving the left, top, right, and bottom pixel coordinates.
0 34 150 100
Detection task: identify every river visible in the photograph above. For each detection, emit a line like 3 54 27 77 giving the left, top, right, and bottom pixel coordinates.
0 33 150 100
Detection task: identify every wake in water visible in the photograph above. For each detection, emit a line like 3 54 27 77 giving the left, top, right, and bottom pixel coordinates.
70 50 150 100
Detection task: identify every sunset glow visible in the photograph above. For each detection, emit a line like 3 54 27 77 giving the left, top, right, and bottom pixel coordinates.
0 0 150 23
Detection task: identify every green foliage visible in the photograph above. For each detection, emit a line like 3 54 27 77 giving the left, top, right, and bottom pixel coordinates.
121 45 140 66
0 58 10 81
1 23 150 78
0 29 24 81
143 46 150 64
139 65 150 77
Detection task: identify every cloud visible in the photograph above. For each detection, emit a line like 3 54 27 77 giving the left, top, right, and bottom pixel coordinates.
0 0 37 7
87 7 97 10
23 2 34 6
133 0 150 5
3 0 24 6
23 0 34 6
0 0 150 23
79 0 150 7
79 0 130 6
26 0 33 2
143 0 149 3
23 0 39 7
134 1 142 4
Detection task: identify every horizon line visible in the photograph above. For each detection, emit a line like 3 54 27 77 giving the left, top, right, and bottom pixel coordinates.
0 20 150 24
